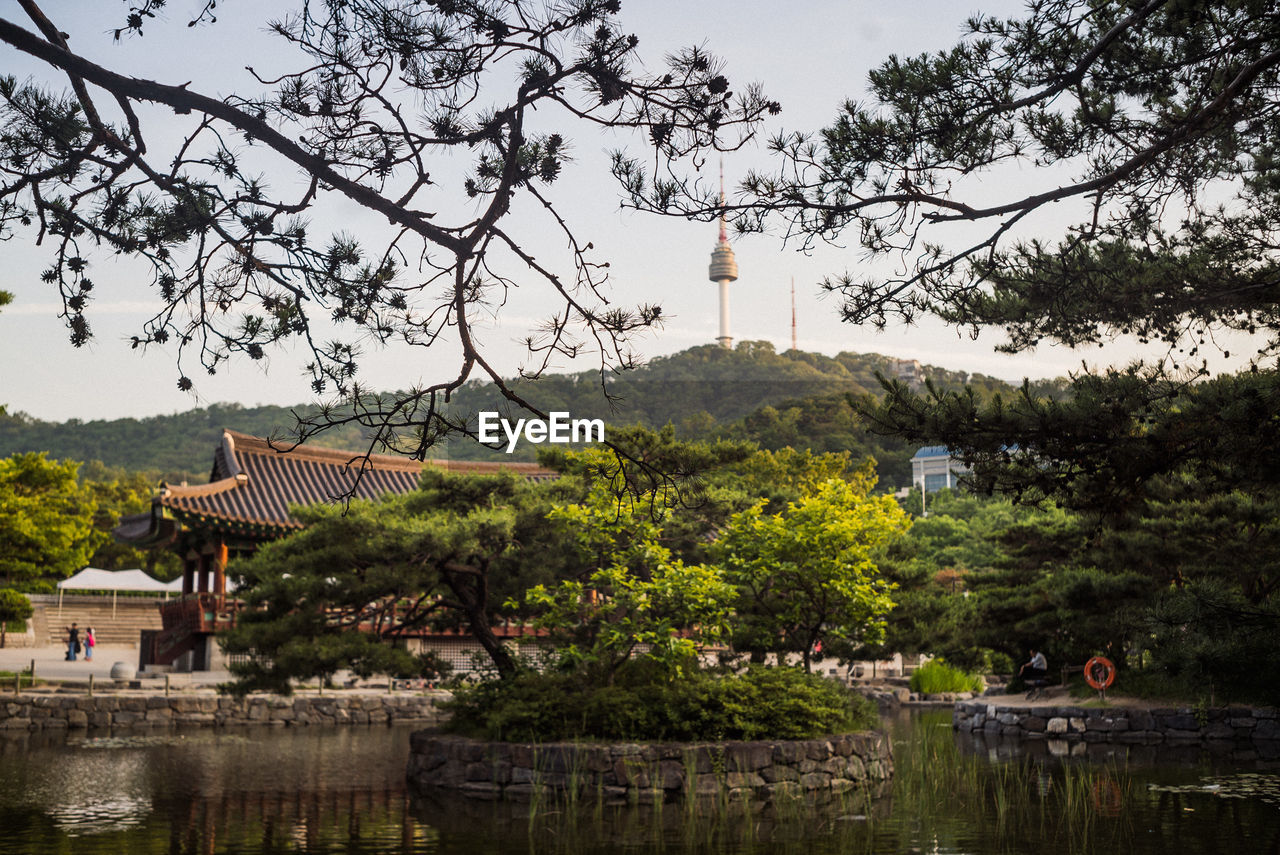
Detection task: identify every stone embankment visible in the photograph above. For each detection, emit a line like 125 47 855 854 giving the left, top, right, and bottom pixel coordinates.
953 700 1279 744
857 686 982 707
406 732 893 801
0 691 446 731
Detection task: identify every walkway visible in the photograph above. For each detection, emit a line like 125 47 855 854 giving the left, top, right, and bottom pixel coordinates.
0 643 232 687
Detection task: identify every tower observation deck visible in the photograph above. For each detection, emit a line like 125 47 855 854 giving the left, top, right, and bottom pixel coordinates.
708 168 738 349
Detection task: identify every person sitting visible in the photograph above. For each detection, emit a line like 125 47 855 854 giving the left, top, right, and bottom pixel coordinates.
1019 649 1048 682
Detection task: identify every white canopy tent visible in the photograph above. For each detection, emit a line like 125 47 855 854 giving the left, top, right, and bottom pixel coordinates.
56 568 182 616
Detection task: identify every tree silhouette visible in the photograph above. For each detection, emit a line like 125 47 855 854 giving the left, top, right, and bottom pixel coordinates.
627 0 1279 350
0 0 777 470
623 0 1280 504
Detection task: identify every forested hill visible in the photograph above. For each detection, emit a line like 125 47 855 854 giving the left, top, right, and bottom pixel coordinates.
0 343 1054 484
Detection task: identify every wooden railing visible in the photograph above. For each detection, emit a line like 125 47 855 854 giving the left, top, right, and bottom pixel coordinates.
159 593 241 634
148 594 243 666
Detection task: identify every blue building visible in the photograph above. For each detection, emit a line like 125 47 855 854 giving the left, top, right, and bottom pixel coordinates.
910 445 970 493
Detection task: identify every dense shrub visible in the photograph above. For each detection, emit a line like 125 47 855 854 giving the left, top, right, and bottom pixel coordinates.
0 589 33 647
908 659 984 695
986 651 1015 675
1137 581 1280 706
444 664 879 742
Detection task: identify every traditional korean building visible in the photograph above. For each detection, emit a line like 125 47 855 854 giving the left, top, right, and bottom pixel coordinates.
115 429 555 671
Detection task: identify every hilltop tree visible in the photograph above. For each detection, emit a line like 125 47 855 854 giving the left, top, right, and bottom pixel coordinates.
0 0 775 468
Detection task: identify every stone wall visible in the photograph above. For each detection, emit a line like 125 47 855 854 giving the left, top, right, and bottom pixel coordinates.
953 700 1279 744
406 732 892 801
0 692 446 731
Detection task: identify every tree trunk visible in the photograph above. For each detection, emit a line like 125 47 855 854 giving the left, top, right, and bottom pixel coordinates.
442 563 517 679
464 608 516 678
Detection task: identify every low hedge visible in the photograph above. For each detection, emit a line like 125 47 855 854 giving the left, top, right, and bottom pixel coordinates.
444 664 879 743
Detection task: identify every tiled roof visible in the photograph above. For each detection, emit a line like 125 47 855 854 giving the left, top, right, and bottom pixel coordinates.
118 429 557 543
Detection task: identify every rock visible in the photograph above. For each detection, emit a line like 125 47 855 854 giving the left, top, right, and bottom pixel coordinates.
1161 714 1201 731
725 771 765 789
1203 723 1235 740
726 742 774 772
798 772 831 790
1022 715 1047 733
764 781 803 798
760 764 799 783
657 760 685 790
458 782 501 799
1254 719 1279 739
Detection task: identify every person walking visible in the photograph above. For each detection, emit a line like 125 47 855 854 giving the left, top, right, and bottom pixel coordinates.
65 622 80 661
84 626 95 661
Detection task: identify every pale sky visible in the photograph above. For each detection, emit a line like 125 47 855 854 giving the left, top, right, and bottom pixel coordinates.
0 1 1236 422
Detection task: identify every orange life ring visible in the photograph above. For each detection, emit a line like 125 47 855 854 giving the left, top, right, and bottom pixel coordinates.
1084 656 1116 690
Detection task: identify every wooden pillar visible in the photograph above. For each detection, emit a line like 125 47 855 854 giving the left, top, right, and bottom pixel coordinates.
182 554 197 596
213 540 227 600
197 553 210 593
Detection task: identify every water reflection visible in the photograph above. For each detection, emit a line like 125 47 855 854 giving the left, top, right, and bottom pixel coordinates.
0 726 430 855
892 709 1280 855
10 738 155 836
0 713 1278 854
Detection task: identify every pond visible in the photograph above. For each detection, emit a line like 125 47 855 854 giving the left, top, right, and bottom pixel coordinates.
0 710 1277 854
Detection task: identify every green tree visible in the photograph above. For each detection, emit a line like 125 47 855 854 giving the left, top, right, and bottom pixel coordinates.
79 461 180 578
539 424 756 566
936 505 1151 676
1142 579 1280 705
520 492 736 682
0 452 99 589
220 427 755 694
0 589 33 648
713 466 910 670
870 491 1022 670
693 0 1280 698
221 468 580 694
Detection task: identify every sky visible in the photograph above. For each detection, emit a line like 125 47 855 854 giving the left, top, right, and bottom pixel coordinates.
0 0 1234 423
